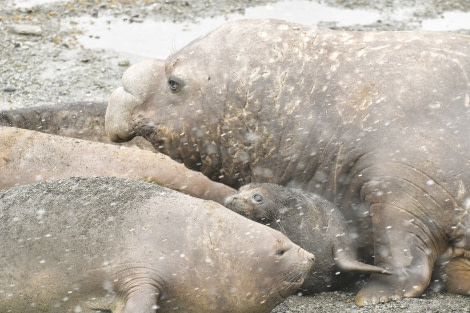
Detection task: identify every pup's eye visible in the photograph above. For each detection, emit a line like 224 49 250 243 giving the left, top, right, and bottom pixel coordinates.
253 194 263 203
275 250 285 257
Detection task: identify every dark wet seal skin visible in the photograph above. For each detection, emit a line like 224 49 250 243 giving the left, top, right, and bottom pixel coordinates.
225 183 391 294
105 18 470 306
0 102 153 149
0 176 314 313
0 102 109 141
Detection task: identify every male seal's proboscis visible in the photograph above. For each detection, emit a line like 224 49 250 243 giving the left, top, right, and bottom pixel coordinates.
225 183 391 293
0 177 314 313
105 19 470 305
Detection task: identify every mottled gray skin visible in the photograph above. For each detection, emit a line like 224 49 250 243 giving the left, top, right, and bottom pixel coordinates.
0 177 313 313
105 19 470 305
225 183 390 294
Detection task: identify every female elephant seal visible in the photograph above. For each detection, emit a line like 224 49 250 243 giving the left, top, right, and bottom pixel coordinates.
225 183 390 293
0 126 235 204
0 177 313 313
105 18 470 305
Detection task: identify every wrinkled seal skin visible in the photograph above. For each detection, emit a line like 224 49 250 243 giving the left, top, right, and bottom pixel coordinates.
106 18 470 305
0 177 314 313
225 183 390 293
0 126 235 204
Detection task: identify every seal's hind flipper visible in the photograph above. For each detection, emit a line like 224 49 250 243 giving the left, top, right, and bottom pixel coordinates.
333 246 391 275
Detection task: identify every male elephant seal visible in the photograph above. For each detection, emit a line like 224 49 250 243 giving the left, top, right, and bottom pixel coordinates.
0 176 313 313
225 183 390 293
105 18 470 305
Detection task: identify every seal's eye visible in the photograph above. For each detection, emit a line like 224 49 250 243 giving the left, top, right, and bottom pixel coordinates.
275 250 285 257
168 77 183 93
168 79 179 92
253 193 263 203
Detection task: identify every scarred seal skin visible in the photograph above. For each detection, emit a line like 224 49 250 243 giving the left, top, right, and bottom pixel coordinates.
105 18 470 305
0 177 314 313
225 183 390 294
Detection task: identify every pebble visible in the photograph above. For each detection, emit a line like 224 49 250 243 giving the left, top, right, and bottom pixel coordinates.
3 87 17 93
8 24 43 36
118 59 130 67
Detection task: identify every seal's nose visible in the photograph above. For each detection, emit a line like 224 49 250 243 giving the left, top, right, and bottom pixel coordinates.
224 195 237 206
303 249 315 264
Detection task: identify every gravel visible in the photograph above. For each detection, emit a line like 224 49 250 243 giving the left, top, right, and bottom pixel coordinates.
1 0 470 312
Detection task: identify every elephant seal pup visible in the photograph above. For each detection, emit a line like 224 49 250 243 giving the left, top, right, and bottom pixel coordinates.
0 126 235 204
225 183 390 293
105 18 470 305
0 177 314 313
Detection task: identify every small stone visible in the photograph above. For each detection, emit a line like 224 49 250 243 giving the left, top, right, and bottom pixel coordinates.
129 17 144 23
8 24 43 36
118 59 130 67
3 87 17 93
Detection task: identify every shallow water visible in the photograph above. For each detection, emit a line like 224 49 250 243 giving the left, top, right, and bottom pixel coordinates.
6 0 470 61
66 0 470 61
69 1 381 61
421 11 470 31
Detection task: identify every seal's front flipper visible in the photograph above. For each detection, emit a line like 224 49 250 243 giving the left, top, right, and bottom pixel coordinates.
440 256 470 295
326 201 391 275
355 202 440 306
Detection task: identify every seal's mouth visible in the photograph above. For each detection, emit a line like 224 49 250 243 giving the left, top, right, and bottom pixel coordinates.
224 195 240 210
224 196 252 217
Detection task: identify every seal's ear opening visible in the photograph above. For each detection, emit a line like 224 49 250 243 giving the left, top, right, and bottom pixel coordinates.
333 246 392 275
